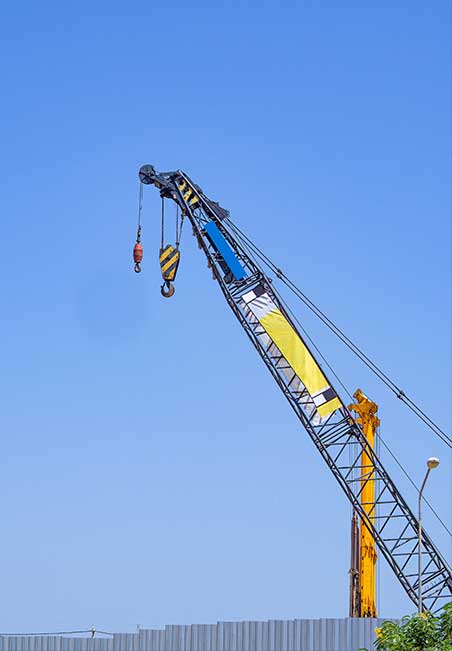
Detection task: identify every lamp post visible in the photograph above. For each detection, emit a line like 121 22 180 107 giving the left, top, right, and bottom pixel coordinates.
418 457 440 613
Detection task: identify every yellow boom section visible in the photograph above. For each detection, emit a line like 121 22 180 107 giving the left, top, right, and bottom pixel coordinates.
260 309 341 417
349 389 379 617
242 285 341 421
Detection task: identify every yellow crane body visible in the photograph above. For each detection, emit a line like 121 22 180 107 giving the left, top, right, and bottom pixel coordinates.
349 389 379 618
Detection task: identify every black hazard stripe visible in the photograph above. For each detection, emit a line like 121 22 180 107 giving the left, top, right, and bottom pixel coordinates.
178 180 199 209
312 386 336 407
160 245 175 262
162 260 179 281
161 250 180 281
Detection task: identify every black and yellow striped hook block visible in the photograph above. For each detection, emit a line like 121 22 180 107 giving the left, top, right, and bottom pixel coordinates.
159 245 180 298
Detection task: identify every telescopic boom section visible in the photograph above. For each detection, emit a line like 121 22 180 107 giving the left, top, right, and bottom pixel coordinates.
139 164 452 612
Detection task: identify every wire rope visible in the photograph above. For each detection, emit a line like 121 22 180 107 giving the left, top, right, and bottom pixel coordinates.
137 182 143 229
0 630 114 637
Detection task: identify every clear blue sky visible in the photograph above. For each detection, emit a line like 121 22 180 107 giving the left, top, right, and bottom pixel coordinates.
0 0 450 634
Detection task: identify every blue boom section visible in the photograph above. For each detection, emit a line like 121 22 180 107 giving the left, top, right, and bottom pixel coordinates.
204 221 246 280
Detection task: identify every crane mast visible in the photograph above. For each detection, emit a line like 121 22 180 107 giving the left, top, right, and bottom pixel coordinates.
138 164 452 613
348 389 379 617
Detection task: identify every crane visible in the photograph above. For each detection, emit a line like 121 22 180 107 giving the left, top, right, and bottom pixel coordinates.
348 389 379 617
135 164 452 614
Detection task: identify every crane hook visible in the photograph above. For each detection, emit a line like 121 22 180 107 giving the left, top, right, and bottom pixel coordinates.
161 280 175 298
133 226 143 273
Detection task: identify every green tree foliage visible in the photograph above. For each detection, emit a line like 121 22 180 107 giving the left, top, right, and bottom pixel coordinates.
360 603 452 651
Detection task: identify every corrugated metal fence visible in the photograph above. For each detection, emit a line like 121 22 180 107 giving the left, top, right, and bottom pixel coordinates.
0 617 387 651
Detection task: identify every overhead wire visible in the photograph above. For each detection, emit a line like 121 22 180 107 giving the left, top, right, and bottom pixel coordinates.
227 218 452 539
176 203 185 248
0 629 114 637
225 217 452 450
137 182 143 230
161 197 165 249
378 434 452 539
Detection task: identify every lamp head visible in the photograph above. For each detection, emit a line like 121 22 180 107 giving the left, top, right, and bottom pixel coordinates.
427 457 440 470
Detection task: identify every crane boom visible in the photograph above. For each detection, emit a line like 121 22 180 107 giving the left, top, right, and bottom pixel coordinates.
139 164 452 612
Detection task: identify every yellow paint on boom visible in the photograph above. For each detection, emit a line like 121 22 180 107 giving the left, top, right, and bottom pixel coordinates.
317 397 341 417
260 309 340 417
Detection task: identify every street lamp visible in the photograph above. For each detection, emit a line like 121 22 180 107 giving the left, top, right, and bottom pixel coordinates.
418 457 440 613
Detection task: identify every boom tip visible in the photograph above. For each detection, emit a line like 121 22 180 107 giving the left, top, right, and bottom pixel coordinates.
139 164 156 184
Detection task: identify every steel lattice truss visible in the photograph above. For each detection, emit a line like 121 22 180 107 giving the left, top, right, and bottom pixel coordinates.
140 166 452 612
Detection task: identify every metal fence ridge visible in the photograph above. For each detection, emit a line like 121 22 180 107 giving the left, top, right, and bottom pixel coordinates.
0 616 391 651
